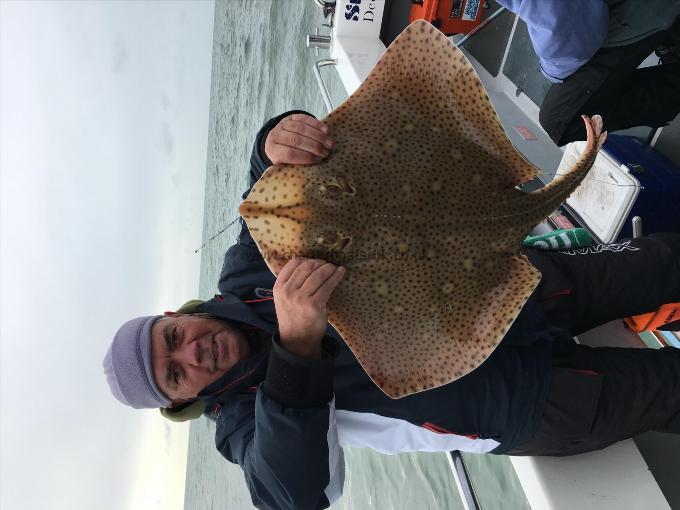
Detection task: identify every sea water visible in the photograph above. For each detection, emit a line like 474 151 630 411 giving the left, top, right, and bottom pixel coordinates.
184 1 530 508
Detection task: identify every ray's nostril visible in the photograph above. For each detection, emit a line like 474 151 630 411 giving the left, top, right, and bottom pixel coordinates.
320 232 339 245
337 237 352 251
319 175 357 199
314 232 352 252
320 184 342 199
335 175 357 195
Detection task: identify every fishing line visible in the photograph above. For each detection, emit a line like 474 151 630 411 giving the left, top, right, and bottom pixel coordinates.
194 215 241 253
542 171 642 188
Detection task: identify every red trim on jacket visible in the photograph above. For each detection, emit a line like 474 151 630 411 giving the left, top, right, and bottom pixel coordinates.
422 421 479 439
567 368 601 377
212 367 259 396
539 288 572 301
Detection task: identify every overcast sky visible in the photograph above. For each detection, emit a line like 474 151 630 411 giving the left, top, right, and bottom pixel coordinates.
1 2 214 509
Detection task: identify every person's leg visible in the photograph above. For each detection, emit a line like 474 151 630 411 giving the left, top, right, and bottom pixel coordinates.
525 233 680 336
539 30 680 146
591 62 680 129
551 62 680 145
508 340 680 456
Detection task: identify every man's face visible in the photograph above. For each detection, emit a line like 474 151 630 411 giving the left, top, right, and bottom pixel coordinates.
150 315 252 401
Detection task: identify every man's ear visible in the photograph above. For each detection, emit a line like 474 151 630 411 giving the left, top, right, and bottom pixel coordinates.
164 311 180 317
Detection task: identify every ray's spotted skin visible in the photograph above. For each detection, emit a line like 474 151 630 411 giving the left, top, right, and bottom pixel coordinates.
240 20 607 399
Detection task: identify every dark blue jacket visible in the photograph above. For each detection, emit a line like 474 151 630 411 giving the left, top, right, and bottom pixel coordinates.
193 111 571 510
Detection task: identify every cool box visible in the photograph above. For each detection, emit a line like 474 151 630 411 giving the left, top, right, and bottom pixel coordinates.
558 135 680 243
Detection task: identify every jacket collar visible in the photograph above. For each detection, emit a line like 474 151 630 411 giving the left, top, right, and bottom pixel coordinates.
192 294 275 415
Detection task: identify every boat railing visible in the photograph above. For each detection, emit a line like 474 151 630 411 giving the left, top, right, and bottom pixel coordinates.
449 451 482 510
311 57 337 112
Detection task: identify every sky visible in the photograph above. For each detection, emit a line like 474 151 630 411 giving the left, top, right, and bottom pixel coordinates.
1 2 215 509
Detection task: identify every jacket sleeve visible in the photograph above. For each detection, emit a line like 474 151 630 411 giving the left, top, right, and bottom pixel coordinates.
215 333 344 510
245 109 316 196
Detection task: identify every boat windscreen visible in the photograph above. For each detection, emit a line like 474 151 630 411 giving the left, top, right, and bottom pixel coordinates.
460 7 515 78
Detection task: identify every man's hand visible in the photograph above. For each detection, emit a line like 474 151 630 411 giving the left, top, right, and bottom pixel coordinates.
274 258 345 359
264 113 335 165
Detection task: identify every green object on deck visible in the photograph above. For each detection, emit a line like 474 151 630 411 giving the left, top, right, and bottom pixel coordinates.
523 228 593 250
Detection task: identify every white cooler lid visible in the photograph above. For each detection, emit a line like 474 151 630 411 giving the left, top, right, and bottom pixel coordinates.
560 141 641 243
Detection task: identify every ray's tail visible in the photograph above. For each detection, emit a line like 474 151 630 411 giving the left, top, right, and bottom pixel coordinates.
530 115 607 211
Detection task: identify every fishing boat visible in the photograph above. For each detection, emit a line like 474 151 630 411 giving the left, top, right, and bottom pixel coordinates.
307 1 680 508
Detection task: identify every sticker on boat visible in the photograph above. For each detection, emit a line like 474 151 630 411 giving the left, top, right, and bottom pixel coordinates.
462 0 481 21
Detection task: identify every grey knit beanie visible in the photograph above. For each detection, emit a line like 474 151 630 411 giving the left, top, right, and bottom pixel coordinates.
103 315 172 409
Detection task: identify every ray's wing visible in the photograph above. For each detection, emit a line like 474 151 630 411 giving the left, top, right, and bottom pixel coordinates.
323 20 541 189
327 254 541 398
